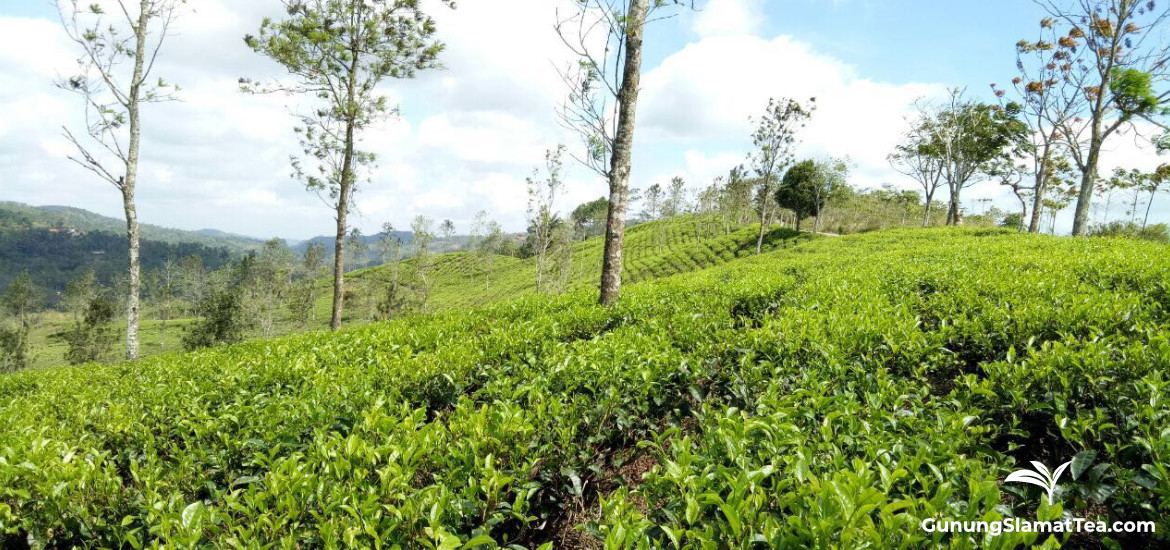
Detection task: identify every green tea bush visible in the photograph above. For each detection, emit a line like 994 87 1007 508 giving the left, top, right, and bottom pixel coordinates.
2 228 1168 548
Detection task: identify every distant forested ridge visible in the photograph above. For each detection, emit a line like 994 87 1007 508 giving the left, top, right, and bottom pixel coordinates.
0 227 234 300
0 202 244 299
0 201 266 253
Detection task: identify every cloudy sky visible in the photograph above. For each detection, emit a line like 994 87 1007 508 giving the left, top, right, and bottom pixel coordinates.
1 0 1166 240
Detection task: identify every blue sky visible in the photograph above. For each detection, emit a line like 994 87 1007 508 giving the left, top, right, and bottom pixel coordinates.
0 0 1163 239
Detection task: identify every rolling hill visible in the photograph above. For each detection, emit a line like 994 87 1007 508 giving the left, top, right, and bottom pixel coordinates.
4 228 1167 547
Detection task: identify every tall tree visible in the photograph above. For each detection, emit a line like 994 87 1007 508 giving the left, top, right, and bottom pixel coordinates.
245 0 453 330
1031 0 1170 235
661 176 688 218
748 97 815 251
55 0 185 360
992 17 1080 233
570 197 610 240
556 0 691 305
345 228 368 271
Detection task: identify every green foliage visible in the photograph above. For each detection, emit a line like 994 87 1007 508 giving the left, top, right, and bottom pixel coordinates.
1088 221 1170 243
0 323 30 373
63 294 117 365
774 160 821 224
181 287 248 351
1110 68 1162 120
3 229 1169 547
571 196 609 240
244 0 453 200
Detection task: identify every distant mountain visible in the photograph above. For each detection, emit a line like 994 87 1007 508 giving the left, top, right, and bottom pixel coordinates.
0 201 268 254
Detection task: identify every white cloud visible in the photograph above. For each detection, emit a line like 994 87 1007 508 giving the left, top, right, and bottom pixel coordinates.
640 34 944 195
3 0 1164 243
693 0 765 38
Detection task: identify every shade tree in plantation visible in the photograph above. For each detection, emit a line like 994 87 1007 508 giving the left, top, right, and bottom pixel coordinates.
1107 167 1153 224
287 242 326 327
62 269 100 325
661 176 688 218
717 165 756 232
991 16 1081 233
144 260 179 348
64 292 118 366
1144 163 1170 227
3 271 41 328
889 116 946 226
570 197 609 241
774 159 849 232
1029 0 1170 235
178 254 206 318
345 228 369 271
410 215 435 312
55 0 186 360
556 0 693 305
470 212 505 290
526 146 568 294
244 0 453 330
912 90 1021 226
374 222 408 319
0 272 42 372
251 239 295 337
639 183 664 222
439 219 456 252
748 97 815 251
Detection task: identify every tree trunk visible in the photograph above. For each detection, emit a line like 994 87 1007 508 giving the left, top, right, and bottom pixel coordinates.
755 177 771 253
330 33 362 330
598 0 647 307
921 195 933 227
1144 189 1157 229
122 185 141 360
1017 196 1028 233
946 195 963 226
330 186 348 330
122 0 151 361
1028 185 1045 233
1071 137 1102 236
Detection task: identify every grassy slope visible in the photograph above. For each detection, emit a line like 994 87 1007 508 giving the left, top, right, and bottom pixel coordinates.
3 228 1170 547
26 215 791 368
344 215 812 313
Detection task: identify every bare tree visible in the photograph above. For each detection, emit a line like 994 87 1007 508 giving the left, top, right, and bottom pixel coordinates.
55 0 185 360
556 0 691 305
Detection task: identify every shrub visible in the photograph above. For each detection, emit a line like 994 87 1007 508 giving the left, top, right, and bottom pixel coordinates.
1088 221 1170 243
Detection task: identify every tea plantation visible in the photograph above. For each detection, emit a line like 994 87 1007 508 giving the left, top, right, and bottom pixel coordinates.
343 215 813 313
2 228 1169 548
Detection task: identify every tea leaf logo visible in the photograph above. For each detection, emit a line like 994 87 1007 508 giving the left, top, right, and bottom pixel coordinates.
1005 460 1072 505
